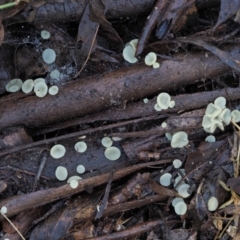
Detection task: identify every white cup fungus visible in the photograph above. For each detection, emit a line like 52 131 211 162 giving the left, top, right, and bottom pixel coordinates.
22 79 34 93
101 137 113 148
41 30 51 39
104 146 121 161
55 166 68 181
165 133 172 141
174 201 187 215
76 165 85 174
112 137 122 141
202 115 212 128
177 184 191 198
169 100 175 108
231 110 240 122
161 122 167 128
122 45 138 63
49 85 59 95
207 196 218 211
218 108 231 125
154 103 162 111
0 206 7 214
159 173 172 186
214 97 226 109
34 78 45 86
75 141 87 153
205 103 221 118
174 175 183 189
144 52 157 66
129 39 138 50
70 179 78 189
34 82 48 97
152 62 160 69
143 98 149 103
67 175 82 183
157 93 171 110
50 69 60 79
42 48 56 64
5 79 23 92
173 159 182 168
50 144 66 159
172 197 184 207
205 135 216 142
210 119 224 133
171 131 189 148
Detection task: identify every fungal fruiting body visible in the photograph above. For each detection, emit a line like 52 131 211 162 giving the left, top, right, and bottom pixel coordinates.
50 144 66 159
171 131 189 148
202 97 232 133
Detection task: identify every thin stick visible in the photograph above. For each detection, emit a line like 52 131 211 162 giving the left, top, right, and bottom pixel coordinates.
1 213 25 240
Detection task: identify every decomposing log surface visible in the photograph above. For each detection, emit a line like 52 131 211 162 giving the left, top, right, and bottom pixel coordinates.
1 0 240 239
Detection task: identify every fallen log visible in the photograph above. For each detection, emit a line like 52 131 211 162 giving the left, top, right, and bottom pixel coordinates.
1 45 240 130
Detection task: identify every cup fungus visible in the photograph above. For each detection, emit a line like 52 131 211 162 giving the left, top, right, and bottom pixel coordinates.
171 131 189 148
161 122 167 128
74 141 87 153
76 164 85 174
104 146 121 161
129 39 138 50
5 79 23 92
172 197 184 207
231 110 240 122
22 79 34 93
41 30 51 40
218 108 231 125
42 48 56 64
174 175 184 189
67 176 82 183
154 103 162 111
169 101 175 108
144 52 157 66
55 166 68 181
70 179 78 189
153 62 160 69
165 133 172 141
205 135 216 142
157 93 171 110
50 144 66 159
214 97 226 109
101 137 113 148
50 69 60 79
177 184 191 198
205 103 221 118
143 98 149 103
112 137 122 141
0 206 7 214
173 159 182 168
34 82 48 97
122 45 138 63
48 85 59 95
159 173 172 186
34 78 45 86
174 201 187 215
207 196 218 211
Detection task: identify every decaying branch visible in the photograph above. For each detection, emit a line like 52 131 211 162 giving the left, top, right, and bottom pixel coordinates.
0 160 172 219
1 45 240 130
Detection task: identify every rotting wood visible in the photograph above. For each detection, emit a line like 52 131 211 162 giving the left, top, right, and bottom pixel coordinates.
19 0 220 24
0 159 173 219
35 87 240 136
1 45 240 130
71 219 177 240
1 208 46 240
